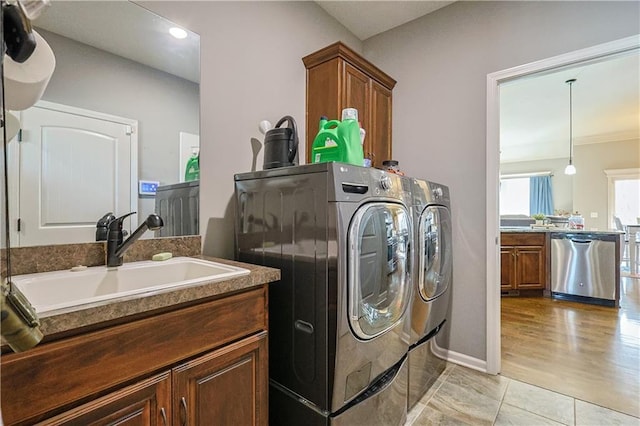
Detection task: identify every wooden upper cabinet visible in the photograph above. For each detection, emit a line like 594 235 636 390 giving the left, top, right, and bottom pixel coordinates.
303 42 396 168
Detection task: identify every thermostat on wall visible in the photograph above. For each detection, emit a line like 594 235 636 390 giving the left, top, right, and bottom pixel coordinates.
138 180 160 196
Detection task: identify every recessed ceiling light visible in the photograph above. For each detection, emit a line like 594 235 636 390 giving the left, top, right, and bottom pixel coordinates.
169 27 188 39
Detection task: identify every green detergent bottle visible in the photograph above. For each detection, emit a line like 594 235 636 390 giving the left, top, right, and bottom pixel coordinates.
311 108 364 166
184 151 200 181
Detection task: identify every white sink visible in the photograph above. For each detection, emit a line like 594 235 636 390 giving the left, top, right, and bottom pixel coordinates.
12 257 250 315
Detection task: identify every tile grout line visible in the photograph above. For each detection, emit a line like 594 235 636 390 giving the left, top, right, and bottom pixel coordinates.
492 376 511 425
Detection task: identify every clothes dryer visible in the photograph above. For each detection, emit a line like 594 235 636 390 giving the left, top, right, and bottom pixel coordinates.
407 178 453 409
235 163 412 425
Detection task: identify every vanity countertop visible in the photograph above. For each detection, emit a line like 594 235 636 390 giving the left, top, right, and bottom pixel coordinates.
18 256 280 340
500 227 624 235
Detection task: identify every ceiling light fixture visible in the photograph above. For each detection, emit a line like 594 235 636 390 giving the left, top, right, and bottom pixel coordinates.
169 27 188 40
564 78 577 175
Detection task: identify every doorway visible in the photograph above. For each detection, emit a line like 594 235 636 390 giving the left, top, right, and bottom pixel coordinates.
486 35 640 416
486 34 639 374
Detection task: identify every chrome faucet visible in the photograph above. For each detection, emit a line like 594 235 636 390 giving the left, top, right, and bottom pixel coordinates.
106 212 164 267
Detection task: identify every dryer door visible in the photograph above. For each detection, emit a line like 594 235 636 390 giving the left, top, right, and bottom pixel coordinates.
348 202 411 340
418 205 452 301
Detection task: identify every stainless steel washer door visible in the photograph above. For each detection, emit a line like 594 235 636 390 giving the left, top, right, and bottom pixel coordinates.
348 202 412 340
418 205 452 301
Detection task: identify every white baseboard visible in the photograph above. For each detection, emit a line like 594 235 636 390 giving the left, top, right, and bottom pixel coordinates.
431 340 489 374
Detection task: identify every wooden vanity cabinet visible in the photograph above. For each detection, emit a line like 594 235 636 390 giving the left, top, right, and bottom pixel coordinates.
1 286 268 426
303 41 396 168
501 233 547 293
38 372 172 426
173 332 267 426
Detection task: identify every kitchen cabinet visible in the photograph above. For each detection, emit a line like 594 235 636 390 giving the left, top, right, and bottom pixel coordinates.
1 286 268 425
303 41 396 168
501 232 547 293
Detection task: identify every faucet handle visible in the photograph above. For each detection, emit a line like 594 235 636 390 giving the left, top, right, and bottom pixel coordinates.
96 212 115 241
108 212 137 231
97 212 115 227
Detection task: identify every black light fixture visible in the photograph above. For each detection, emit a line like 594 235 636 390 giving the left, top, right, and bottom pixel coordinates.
564 78 577 175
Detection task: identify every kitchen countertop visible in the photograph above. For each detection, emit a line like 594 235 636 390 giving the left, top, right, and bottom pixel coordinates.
25 256 280 339
500 227 624 235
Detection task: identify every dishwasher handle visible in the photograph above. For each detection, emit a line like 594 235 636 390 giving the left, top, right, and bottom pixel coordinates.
571 239 592 244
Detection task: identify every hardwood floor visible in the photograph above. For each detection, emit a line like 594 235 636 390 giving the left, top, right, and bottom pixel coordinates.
501 275 640 418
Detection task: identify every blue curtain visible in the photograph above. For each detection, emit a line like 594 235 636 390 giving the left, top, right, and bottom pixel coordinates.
530 176 554 216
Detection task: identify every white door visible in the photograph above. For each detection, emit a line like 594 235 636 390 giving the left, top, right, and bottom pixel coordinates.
16 103 137 246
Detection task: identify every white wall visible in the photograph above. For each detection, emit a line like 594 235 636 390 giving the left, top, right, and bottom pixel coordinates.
363 1 639 361
501 139 640 230
574 138 640 230
140 1 361 258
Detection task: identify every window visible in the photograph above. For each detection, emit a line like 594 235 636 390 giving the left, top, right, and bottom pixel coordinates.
500 177 530 215
614 179 640 224
605 168 640 226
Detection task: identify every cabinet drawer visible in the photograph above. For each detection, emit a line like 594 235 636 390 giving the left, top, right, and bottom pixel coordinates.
1 286 267 425
501 232 545 246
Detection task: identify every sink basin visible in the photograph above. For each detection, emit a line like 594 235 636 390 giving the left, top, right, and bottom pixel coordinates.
12 257 250 315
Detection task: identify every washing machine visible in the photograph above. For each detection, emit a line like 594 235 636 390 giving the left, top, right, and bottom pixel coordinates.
407 178 453 409
234 162 412 425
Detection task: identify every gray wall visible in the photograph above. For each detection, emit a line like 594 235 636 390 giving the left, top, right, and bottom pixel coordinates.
38 29 199 220
500 158 573 215
140 0 639 363
363 1 639 360
140 1 361 258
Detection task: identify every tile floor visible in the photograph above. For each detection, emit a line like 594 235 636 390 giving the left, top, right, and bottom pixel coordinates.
405 363 640 425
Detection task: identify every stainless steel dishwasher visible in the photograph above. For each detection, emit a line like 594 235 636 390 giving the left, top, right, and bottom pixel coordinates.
550 232 618 307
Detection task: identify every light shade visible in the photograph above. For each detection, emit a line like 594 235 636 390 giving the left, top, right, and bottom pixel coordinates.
3 30 56 111
564 164 576 175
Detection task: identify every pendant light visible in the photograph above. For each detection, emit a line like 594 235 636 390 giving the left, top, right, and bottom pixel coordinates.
564 78 577 175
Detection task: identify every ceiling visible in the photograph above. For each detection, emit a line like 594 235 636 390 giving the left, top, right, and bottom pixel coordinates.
316 1 454 40
500 52 639 164
32 1 200 83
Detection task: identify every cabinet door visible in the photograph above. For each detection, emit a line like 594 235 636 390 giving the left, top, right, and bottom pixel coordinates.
516 247 545 289
38 373 171 426
306 58 341 162
500 247 517 291
369 80 392 168
343 61 370 139
173 332 268 426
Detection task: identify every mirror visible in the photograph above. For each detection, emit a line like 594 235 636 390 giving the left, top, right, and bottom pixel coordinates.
6 1 200 247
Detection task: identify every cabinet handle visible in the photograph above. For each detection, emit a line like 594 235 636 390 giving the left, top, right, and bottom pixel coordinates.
160 407 168 426
180 397 188 426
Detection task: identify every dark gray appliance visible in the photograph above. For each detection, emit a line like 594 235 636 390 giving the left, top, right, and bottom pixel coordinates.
551 232 619 307
235 163 412 425
154 181 199 237
407 178 452 409
262 115 299 169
